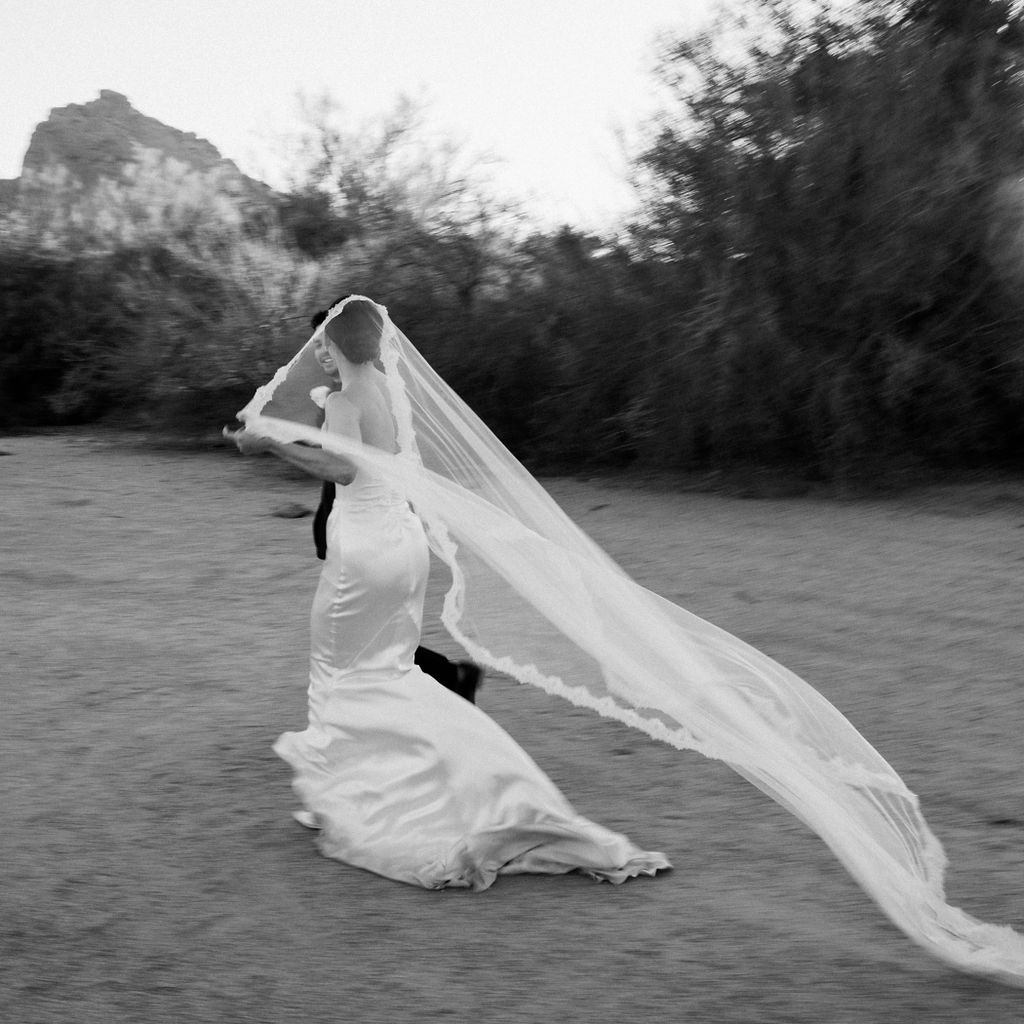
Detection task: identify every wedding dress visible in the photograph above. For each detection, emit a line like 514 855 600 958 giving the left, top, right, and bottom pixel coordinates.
239 296 1024 985
272 421 669 889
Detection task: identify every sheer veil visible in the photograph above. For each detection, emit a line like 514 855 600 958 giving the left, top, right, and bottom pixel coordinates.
238 296 1024 986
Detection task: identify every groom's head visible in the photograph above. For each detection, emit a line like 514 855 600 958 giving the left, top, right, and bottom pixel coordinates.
310 294 352 381
310 294 352 331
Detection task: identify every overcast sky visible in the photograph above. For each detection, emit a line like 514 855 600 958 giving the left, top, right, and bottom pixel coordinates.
0 0 722 229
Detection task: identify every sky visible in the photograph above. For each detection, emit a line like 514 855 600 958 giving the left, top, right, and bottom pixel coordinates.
0 0 721 230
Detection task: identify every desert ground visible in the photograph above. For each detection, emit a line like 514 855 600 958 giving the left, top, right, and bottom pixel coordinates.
2 432 1022 1023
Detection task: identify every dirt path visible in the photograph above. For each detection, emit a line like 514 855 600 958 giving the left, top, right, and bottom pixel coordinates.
2 434 1022 1023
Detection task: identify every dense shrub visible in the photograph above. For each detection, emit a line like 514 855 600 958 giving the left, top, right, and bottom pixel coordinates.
0 155 320 432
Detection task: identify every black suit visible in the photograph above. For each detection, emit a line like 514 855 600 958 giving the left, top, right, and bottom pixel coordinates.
313 480 477 703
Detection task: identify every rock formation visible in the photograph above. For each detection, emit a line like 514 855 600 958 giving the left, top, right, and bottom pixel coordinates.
2 90 273 205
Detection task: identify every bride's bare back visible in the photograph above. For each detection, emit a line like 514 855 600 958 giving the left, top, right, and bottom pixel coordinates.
325 368 397 455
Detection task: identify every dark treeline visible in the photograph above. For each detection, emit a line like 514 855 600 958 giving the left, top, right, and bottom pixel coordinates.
3 0 1024 483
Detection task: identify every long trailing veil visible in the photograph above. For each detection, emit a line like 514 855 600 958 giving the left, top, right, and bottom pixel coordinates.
238 296 1024 986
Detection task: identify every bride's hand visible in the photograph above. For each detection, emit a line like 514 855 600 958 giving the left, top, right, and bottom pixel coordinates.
222 426 272 455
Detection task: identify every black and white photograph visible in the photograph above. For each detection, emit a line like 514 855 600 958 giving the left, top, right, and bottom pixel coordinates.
2 1 1023 1021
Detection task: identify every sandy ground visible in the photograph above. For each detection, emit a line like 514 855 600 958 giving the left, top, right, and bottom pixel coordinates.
1 432 1022 1023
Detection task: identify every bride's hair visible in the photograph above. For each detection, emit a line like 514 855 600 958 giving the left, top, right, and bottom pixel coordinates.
310 293 352 330
324 298 382 364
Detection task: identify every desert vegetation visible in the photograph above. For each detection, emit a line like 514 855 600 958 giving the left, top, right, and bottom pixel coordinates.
2 0 1023 483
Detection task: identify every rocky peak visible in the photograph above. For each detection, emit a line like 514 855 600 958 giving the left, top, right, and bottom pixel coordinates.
16 90 272 201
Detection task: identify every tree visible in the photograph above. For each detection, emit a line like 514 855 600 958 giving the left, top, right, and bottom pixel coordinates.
632 0 1024 478
278 94 522 315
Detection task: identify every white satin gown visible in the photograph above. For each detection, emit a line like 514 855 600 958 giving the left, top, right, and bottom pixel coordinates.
273 466 670 890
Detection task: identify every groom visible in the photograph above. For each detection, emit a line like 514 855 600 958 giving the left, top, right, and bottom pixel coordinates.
309 296 483 705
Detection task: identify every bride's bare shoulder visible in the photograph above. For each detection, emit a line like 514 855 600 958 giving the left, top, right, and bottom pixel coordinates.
325 389 358 411
324 390 360 435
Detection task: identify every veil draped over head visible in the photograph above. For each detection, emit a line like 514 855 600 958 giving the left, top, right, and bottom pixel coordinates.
238 296 1024 986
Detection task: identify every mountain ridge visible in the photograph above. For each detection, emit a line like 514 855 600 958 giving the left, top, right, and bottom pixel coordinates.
2 90 274 205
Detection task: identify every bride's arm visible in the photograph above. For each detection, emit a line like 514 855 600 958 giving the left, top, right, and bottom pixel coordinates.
224 428 356 484
267 437 356 485
225 393 363 484
317 392 362 485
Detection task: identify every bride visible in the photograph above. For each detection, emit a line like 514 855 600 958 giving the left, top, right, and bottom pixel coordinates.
230 296 1024 985
228 297 670 890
